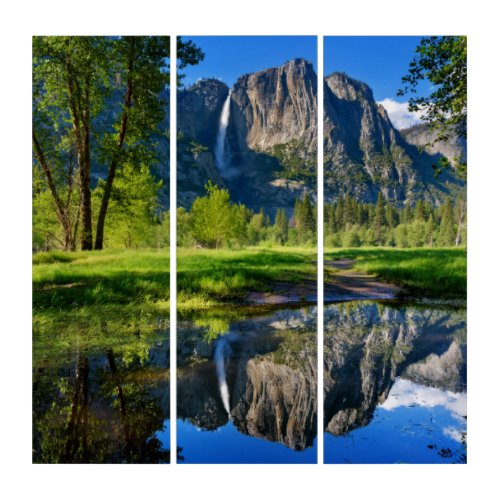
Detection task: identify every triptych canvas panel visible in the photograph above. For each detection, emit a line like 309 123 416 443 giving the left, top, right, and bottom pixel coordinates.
32 35 466 464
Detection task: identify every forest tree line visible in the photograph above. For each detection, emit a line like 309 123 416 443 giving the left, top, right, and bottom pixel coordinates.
177 182 317 248
325 193 466 248
35 168 466 251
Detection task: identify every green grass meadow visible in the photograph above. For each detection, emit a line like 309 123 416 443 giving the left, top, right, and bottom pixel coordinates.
33 246 466 329
326 247 466 299
176 247 316 310
33 247 317 314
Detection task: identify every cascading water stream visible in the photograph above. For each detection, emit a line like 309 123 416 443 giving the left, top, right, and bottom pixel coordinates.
214 336 231 416
215 91 231 172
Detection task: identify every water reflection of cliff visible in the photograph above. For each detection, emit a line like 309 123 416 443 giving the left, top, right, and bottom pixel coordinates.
323 302 466 436
32 337 170 463
177 307 317 451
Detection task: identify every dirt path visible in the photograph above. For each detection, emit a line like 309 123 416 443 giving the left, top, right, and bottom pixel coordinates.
324 259 401 302
247 259 401 305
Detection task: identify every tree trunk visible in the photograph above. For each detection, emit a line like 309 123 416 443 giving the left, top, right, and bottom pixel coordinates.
107 349 131 460
79 122 93 250
94 55 134 250
32 130 74 251
66 61 93 251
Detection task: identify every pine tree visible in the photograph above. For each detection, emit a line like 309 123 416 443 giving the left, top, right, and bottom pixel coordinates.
274 208 288 246
302 193 316 241
385 205 396 228
373 193 386 245
438 198 455 246
344 194 354 226
425 213 435 246
294 198 304 233
324 204 335 236
415 200 426 221
356 204 365 225
402 205 413 224
335 196 344 232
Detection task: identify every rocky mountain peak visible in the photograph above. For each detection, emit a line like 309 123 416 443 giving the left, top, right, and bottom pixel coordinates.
323 72 463 204
325 72 374 102
230 58 317 153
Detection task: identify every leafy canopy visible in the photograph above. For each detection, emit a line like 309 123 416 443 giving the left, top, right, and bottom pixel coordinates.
398 36 467 175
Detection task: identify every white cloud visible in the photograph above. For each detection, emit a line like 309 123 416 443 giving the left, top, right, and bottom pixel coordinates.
443 426 464 443
377 98 424 129
380 378 467 418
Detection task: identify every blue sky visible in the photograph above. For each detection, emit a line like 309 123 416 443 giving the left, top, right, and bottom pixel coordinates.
324 36 428 102
325 36 431 128
179 36 317 87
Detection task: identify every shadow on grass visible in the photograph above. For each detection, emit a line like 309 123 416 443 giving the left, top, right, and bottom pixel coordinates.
33 269 170 309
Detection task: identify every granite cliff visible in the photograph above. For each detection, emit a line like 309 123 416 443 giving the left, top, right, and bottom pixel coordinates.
177 62 464 214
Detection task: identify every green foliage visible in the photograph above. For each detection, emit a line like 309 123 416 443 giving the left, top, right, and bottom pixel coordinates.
194 316 230 342
398 36 467 175
294 194 316 244
177 247 316 310
33 249 169 311
274 208 289 246
189 182 246 248
269 139 316 180
33 36 204 252
176 183 316 249
177 37 205 84
373 193 386 245
325 194 466 249
93 163 164 248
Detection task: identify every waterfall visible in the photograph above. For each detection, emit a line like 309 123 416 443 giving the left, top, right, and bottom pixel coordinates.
214 336 231 416
215 91 231 171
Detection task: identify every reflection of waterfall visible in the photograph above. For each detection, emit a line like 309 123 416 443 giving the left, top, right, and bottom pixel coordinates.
214 336 231 415
215 92 231 171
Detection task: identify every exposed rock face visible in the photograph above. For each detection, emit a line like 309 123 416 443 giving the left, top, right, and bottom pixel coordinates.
229 59 317 153
230 352 317 450
323 302 466 436
401 122 467 168
323 72 463 205
177 63 464 214
177 361 229 430
402 340 467 392
178 79 230 146
177 59 317 216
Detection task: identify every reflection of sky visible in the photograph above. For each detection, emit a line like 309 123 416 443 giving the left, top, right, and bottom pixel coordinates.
325 377 467 463
155 419 170 449
381 378 467 418
177 419 317 464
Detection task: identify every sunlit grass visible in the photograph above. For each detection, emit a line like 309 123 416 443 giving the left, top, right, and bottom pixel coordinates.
177 246 316 310
33 248 170 310
33 246 317 313
326 247 466 298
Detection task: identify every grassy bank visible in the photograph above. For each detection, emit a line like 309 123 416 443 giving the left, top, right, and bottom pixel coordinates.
33 246 464 321
33 247 316 315
177 247 316 310
33 249 170 311
326 247 466 299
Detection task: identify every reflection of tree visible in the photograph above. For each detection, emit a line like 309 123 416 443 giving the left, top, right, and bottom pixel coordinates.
103 348 169 463
33 344 170 463
64 353 89 462
194 316 229 342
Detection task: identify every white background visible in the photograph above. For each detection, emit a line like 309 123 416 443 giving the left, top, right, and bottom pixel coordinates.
1 0 499 498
